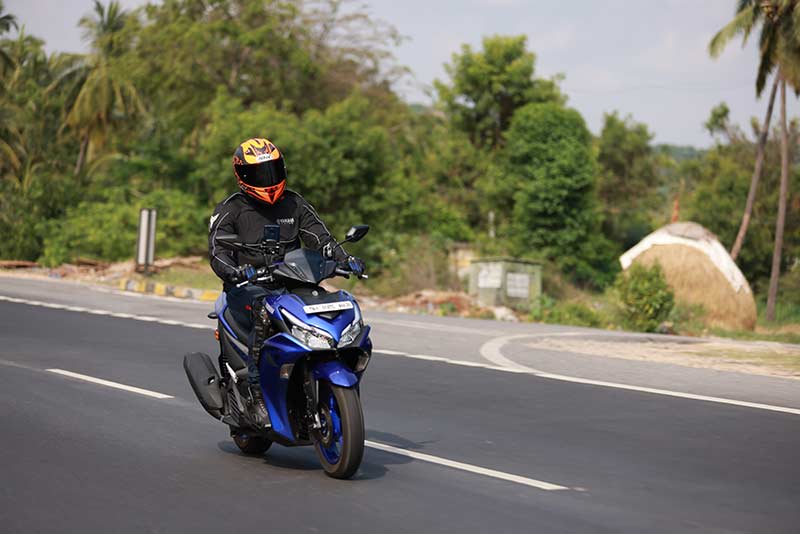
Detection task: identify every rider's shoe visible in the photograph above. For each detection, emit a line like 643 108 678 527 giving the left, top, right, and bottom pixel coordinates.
248 384 271 429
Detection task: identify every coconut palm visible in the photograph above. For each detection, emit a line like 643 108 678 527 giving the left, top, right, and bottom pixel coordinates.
0 4 21 178
51 0 144 175
709 1 783 261
0 1 18 73
710 0 799 321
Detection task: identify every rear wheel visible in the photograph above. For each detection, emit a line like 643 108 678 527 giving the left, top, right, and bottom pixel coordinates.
314 383 364 479
232 432 272 455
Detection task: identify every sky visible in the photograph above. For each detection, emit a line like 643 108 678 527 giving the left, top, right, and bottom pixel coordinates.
6 0 789 147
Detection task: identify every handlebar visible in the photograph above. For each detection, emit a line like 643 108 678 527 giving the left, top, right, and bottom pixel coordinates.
335 268 368 280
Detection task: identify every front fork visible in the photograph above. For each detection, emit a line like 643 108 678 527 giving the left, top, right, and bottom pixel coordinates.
303 364 323 430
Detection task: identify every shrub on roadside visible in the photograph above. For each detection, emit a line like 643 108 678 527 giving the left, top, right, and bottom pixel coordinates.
39 189 207 267
614 262 674 332
531 295 607 328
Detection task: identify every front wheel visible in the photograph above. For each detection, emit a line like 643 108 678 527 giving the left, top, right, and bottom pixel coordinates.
314 383 364 479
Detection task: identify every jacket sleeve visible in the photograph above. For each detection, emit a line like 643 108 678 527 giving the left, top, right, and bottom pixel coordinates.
208 201 240 284
297 198 348 261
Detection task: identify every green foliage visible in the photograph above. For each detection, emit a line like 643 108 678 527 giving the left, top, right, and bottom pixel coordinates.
614 263 675 332
435 34 564 149
495 103 616 287
684 134 800 284
40 189 206 266
596 111 663 250
668 302 708 336
531 295 607 328
0 0 794 314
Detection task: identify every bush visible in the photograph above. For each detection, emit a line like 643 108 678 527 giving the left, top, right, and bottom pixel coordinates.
614 263 675 332
531 295 607 328
39 189 207 266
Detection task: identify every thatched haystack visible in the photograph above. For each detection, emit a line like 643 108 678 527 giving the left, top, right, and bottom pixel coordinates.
619 222 757 331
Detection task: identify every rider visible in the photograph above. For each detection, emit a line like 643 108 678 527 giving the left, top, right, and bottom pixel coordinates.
208 137 365 428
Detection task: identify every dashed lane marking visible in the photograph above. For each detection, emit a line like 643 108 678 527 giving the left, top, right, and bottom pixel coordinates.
46 369 174 399
27 361 571 492
364 440 569 491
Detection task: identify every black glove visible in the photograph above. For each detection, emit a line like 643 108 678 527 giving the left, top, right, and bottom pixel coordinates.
233 264 257 283
346 256 366 277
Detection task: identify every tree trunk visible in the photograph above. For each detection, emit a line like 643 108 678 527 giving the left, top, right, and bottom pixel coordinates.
730 75 779 260
765 78 790 322
74 132 89 176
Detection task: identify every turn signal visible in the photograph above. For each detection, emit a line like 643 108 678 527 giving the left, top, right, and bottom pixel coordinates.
214 329 220 340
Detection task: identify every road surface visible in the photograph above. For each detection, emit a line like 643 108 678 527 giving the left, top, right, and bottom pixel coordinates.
1 276 798 533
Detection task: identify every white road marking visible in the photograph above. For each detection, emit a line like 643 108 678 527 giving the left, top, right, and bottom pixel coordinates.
4 294 800 416
46 369 174 399
365 440 569 491
34 360 572 491
533 372 800 416
375 349 800 416
0 295 209 329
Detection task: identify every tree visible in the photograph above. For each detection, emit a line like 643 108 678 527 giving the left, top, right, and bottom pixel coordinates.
0 0 17 71
50 0 144 175
685 108 799 287
495 103 615 287
710 0 800 319
434 35 564 149
710 3 782 261
596 111 662 250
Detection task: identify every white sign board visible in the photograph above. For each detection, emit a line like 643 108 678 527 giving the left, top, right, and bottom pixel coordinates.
477 264 503 289
506 272 530 299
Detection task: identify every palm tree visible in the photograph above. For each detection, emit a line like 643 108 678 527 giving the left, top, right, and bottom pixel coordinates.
709 1 782 261
710 0 799 321
0 1 18 74
0 2 21 177
50 0 144 175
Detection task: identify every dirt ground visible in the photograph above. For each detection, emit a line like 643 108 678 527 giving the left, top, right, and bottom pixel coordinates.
525 337 800 380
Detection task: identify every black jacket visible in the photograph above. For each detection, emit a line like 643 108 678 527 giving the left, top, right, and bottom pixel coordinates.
208 190 345 287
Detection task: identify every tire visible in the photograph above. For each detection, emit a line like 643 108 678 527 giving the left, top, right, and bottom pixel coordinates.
232 432 272 455
314 384 364 479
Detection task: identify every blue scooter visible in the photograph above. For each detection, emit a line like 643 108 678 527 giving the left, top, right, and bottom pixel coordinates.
184 224 372 479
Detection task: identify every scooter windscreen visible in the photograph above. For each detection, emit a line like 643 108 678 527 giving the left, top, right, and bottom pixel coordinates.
273 248 338 284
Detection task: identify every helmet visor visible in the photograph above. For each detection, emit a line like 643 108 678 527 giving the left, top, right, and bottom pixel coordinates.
235 159 286 188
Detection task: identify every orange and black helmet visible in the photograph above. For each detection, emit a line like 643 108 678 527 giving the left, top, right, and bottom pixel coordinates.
232 138 287 204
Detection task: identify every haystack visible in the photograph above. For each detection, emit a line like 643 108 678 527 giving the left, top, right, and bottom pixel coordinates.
619 222 757 331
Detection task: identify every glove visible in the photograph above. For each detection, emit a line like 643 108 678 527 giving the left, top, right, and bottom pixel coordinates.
234 264 257 283
346 256 366 277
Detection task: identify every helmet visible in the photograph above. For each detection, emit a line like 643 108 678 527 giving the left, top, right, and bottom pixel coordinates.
232 138 287 204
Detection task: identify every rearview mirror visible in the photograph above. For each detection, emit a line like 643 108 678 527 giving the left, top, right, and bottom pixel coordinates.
344 225 369 243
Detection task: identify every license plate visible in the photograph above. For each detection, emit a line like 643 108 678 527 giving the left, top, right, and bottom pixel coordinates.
303 301 354 314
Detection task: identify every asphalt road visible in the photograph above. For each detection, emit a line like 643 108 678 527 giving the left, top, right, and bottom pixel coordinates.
1 277 799 533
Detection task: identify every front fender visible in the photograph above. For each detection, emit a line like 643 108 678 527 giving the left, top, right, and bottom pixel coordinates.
311 360 359 388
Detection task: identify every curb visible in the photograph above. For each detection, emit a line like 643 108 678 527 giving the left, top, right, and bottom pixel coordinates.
118 278 221 302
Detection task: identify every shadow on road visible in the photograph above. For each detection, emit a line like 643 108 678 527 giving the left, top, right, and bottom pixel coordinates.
214 429 427 481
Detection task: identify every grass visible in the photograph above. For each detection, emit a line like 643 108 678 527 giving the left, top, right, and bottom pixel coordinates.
131 260 221 290
710 328 800 346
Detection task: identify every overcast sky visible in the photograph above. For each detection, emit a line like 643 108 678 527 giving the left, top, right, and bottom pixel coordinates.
7 0 788 147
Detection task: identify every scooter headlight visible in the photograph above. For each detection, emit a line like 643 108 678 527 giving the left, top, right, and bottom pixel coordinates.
337 304 363 348
282 309 335 350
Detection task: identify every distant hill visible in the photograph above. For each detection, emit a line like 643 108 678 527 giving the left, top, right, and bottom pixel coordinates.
656 144 705 162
